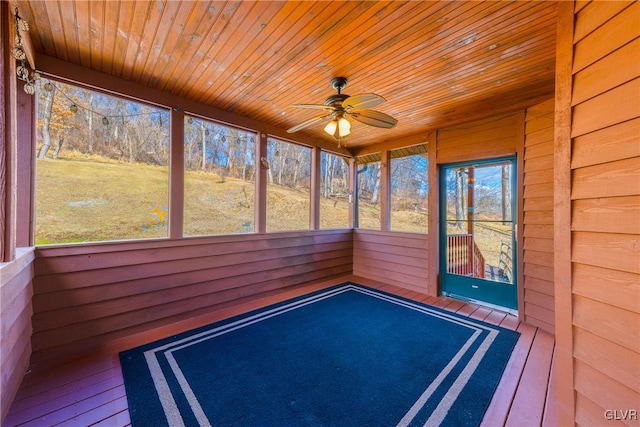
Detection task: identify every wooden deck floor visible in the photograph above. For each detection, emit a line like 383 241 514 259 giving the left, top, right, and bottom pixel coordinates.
3 275 556 427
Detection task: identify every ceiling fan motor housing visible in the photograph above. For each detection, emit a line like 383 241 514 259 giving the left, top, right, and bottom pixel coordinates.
324 94 349 108
326 77 349 108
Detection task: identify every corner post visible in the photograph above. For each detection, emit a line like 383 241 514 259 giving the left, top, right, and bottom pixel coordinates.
553 1 576 425
427 132 439 296
380 149 391 231
256 132 268 233
310 146 321 230
169 108 184 239
348 158 357 229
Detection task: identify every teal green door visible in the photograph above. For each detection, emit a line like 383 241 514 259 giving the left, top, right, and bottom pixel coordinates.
440 158 517 310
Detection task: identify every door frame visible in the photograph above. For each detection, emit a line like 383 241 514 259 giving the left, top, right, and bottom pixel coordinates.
439 156 518 311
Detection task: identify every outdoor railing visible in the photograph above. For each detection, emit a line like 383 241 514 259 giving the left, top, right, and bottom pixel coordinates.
447 234 485 278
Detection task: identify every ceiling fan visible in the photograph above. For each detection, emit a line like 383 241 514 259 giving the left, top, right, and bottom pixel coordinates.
286 77 398 145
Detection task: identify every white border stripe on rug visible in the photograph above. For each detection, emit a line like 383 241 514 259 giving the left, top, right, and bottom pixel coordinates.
424 330 497 427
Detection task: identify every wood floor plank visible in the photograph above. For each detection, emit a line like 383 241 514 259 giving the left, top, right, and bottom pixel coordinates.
480 322 537 427
403 290 426 301
455 302 480 317
505 328 555 427
13 356 120 402
485 310 508 326
500 314 520 330
414 294 435 304
90 408 131 427
442 298 466 312
11 385 125 427
469 306 492 321
421 295 442 306
431 296 456 308
542 346 558 427
6 370 123 425
54 395 128 427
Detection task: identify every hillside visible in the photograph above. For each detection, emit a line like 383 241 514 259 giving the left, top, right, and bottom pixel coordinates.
35 157 399 244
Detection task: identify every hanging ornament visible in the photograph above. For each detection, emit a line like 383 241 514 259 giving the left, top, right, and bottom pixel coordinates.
17 17 29 32
43 82 53 91
69 104 78 113
23 81 36 95
16 65 29 80
102 117 110 125
12 8 37 95
10 46 26 61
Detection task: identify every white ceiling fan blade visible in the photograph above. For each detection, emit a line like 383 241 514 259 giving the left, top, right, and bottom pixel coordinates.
343 93 386 110
349 109 398 128
291 104 334 110
287 114 331 133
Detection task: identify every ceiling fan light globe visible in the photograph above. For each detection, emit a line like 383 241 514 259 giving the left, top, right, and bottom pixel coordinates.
324 120 338 136
338 117 351 137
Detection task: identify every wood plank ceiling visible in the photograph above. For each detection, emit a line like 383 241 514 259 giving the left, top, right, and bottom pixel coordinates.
11 1 557 154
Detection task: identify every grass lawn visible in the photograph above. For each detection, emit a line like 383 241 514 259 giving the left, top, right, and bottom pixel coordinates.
36 156 509 275
35 157 408 244
36 157 170 244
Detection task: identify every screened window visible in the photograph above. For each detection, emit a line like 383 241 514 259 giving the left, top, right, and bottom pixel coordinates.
356 160 381 229
320 152 350 229
183 116 256 236
390 147 428 232
266 138 311 232
34 79 170 244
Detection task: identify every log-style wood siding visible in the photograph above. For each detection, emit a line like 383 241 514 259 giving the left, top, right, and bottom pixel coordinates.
29 230 352 368
0 249 34 423
522 99 555 333
571 1 640 422
555 1 640 424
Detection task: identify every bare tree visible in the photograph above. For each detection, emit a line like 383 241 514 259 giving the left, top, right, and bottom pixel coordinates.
87 92 94 153
37 84 56 158
501 165 510 221
37 82 78 158
455 169 465 228
370 163 381 204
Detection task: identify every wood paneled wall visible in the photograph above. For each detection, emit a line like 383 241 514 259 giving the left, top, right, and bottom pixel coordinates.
522 99 555 333
352 229 428 293
436 113 520 164
555 1 639 424
0 248 34 424
30 230 352 367
571 2 640 423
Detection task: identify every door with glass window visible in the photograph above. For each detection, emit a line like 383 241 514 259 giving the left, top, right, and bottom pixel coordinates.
440 158 517 310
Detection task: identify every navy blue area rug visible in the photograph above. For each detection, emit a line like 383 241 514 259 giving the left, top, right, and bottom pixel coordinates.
120 283 519 426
